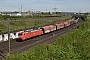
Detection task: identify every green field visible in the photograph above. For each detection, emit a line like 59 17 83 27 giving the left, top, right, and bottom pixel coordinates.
3 17 90 60
0 16 71 32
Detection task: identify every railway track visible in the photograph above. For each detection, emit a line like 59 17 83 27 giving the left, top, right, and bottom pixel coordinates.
0 20 82 60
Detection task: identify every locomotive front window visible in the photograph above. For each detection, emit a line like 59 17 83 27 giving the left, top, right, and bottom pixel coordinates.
18 33 22 36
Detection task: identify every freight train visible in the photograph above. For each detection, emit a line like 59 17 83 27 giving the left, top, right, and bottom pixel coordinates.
16 17 79 42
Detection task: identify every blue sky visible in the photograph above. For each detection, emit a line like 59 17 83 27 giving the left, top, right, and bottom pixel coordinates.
0 0 90 12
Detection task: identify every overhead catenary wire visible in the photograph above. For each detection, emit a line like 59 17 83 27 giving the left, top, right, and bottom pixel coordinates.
0 3 20 12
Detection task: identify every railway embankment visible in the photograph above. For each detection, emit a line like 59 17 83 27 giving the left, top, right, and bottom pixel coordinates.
2 18 90 60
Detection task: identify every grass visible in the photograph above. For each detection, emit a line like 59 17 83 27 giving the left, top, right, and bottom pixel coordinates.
0 16 71 32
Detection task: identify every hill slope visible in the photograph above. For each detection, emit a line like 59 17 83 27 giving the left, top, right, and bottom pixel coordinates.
4 18 90 60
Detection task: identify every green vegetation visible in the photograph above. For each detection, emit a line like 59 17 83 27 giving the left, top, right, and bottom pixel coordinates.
0 20 53 32
3 18 90 60
0 13 71 32
0 16 71 32
0 13 64 20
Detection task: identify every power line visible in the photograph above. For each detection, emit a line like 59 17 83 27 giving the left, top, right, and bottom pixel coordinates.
0 3 20 11
52 6 58 12
0 3 19 8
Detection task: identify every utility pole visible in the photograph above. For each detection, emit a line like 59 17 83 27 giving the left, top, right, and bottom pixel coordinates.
38 15 39 27
53 6 58 14
62 10 63 13
79 10 81 13
31 9 36 17
46 7 47 13
7 18 10 56
21 5 22 14
79 10 81 15
19 8 20 13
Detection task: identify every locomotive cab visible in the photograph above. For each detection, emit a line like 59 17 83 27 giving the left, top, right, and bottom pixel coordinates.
16 32 27 42
19 32 28 41
18 33 23 38
16 32 23 42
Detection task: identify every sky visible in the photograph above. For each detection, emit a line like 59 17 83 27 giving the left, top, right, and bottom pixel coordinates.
0 0 90 13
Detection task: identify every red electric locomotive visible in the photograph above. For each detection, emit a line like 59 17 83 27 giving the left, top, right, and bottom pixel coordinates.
16 29 43 41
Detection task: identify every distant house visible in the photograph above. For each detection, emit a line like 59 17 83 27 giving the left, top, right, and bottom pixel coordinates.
21 10 33 16
1 11 22 16
16 13 22 16
0 11 34 16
